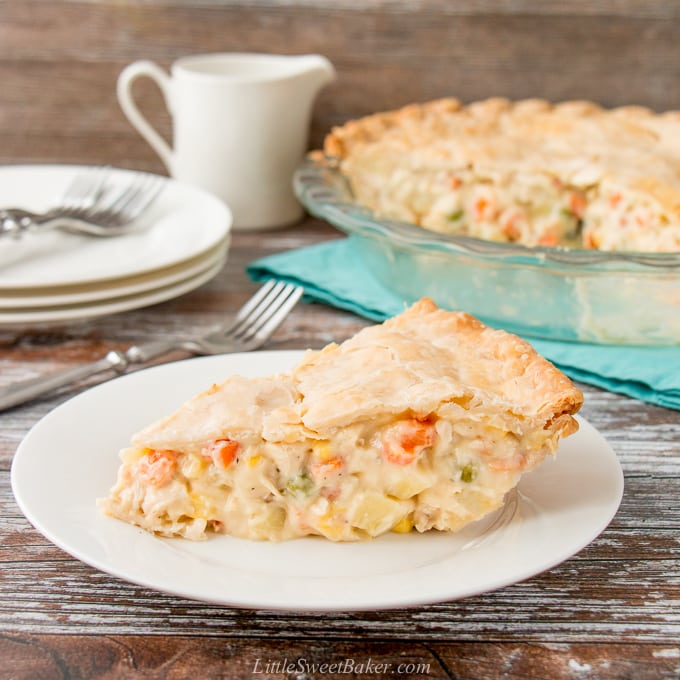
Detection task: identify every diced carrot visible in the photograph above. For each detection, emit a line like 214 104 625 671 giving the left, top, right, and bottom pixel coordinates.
382 418 437 465
310 456 344 481
502 214 522 240
569 191 587 219
449 176 462 189
202 438 240 468
137 449 177 487
584 232 600 249
537 232 559 247
609 192 622 208
473 196 496 221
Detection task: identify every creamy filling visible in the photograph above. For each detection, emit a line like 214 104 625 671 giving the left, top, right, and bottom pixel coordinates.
344 162 680 252
101 412 556 542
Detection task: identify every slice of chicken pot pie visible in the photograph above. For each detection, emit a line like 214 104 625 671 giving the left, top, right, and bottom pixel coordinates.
100 299 583 542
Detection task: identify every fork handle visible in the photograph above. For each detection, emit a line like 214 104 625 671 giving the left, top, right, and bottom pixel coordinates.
0 340 179 411
0 208 69 238
0 354 126 411
0 210 34 239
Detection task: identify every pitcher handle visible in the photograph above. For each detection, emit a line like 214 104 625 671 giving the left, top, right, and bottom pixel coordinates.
117 60 174 173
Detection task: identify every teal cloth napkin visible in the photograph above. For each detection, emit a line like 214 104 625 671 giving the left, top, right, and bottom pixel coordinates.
248 238 680 411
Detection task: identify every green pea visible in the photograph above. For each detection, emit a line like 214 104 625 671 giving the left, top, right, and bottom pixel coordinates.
460 465 477 483
286 473 314 496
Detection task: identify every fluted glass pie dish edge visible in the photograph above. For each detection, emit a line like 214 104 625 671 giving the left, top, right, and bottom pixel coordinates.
294 156 680 345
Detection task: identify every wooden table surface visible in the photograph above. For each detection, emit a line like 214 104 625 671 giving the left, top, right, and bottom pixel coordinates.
1 219 678 679
1 1 680 678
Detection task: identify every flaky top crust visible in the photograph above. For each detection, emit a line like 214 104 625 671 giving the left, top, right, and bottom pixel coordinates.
323 97 680 215
294 298 582 433
133 299 582 451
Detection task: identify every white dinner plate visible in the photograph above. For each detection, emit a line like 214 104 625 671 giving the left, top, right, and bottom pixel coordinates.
11 351 624 611
0 238 229 309
0 165 231 289
0 254 225 327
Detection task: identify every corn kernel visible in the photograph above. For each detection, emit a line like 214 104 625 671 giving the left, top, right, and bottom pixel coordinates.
386 472 432 499
181 453 206 479
316 506 348 539
392 514 414 533
122 447 149 464
312 440 334 462
190 493 216 520
248 454 263 468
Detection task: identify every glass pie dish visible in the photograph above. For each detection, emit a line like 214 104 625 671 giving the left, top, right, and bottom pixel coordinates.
294 155 680 345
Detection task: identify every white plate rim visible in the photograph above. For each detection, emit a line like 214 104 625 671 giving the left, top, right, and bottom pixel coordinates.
0 164 231 289
11 351 624 611
0 255 225 326
0 238 229 309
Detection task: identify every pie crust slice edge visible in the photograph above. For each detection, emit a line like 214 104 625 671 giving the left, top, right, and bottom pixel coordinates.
100 298 583 542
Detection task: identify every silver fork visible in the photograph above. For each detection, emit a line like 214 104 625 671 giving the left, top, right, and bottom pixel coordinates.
51 168 110 213
0 280 304 411
0 169 164 239
0 168 109 238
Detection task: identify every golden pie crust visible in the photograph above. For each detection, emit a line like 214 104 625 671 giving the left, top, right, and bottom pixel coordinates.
321 98 680 252
101 299 583 542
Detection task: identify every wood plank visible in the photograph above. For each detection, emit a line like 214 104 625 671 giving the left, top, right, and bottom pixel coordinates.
1 2 680 176
49 0 680 15
0 551 679 640
2 635 680 679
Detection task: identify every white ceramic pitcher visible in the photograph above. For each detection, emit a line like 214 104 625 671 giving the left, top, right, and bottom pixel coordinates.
117 53 335 230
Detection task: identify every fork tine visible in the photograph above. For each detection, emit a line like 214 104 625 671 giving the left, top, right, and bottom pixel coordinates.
228 283 302 344
228 280 278 327
201 281 302 350
198 280 277 342
119 176 164 220
240 284 304 348
62 167 109 211
225 281 292 341
94 173 148 217
220 280 287 338
83 173 163 226
23 166 162 237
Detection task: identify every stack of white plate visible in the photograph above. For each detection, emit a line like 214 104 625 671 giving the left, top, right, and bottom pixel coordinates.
0 165 232 327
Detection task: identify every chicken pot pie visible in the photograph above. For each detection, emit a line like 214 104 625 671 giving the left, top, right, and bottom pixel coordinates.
100 299 583 542
322 97 680 252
